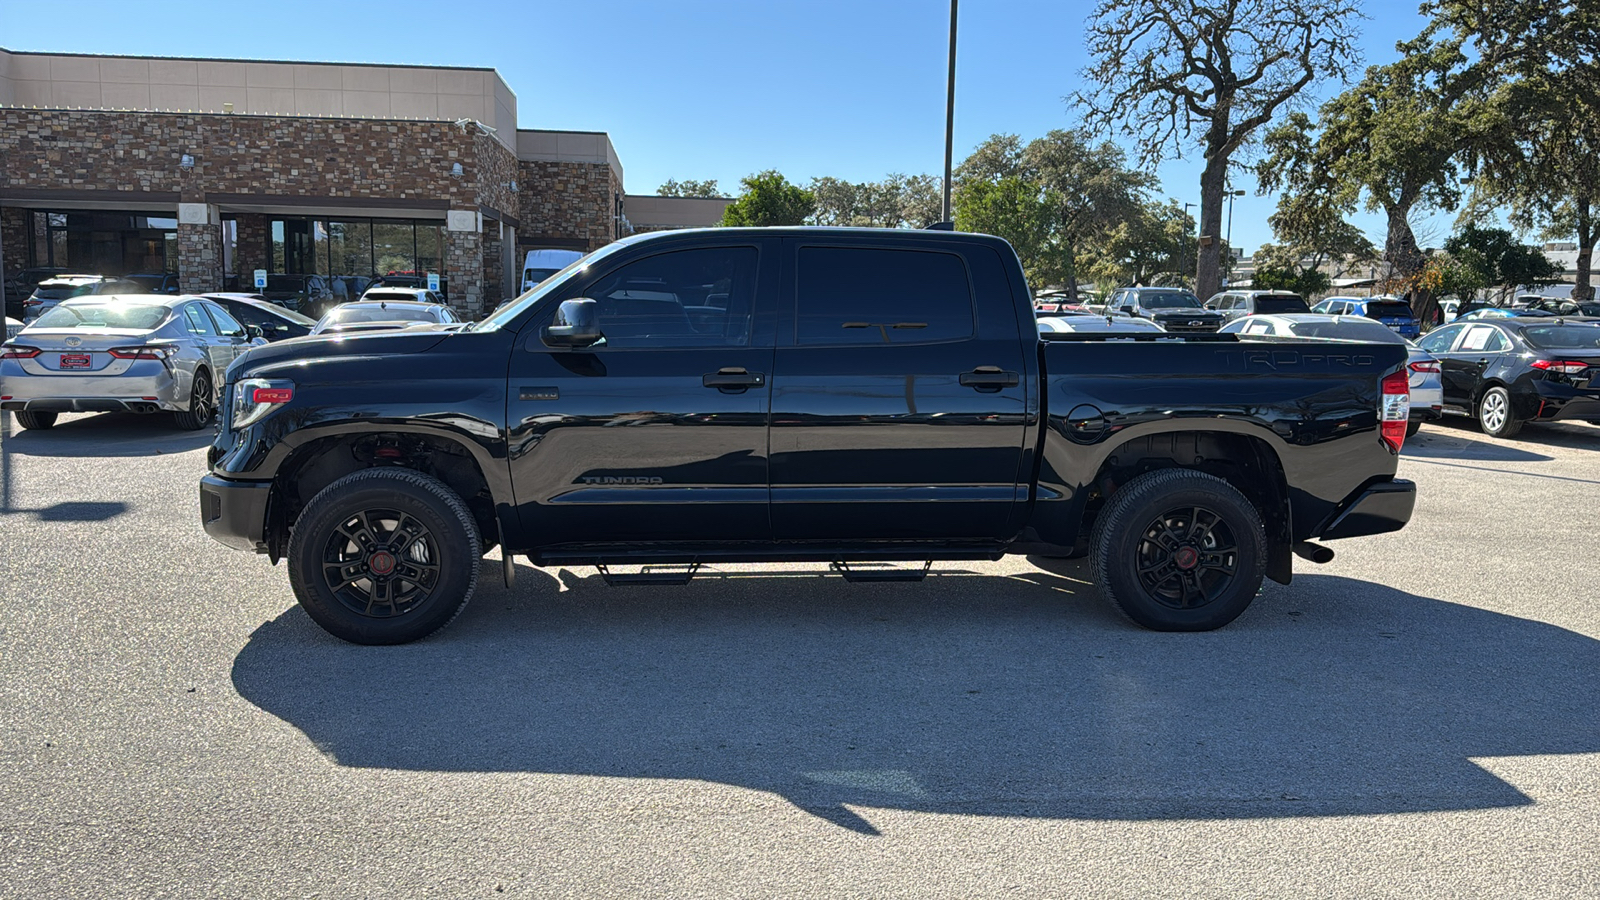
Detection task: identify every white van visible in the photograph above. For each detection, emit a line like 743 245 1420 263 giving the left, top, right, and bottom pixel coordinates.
522 249 585 293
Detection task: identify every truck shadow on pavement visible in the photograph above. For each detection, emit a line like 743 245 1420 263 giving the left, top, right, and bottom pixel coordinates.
231 567 1600 834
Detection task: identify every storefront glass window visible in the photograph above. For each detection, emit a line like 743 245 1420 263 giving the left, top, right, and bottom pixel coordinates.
417 224 444 281
373 222 415 277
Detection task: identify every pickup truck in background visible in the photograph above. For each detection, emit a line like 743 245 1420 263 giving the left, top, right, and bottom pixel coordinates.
199 227 1416 644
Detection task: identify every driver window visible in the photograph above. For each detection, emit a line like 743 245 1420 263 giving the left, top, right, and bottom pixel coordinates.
1417 325 1463 353
568 246 758 349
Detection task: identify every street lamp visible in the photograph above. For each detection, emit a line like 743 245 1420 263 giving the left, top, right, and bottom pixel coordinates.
1183 202 1197 285
942 0 959 224
1225 190 1246 285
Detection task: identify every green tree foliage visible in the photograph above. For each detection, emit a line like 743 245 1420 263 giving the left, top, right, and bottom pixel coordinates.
1251 263 1332 297
719 171 815 227
1083 200 1197 289
1077 0 1362 301
656 178 726 198
952 131 1153 296
1443 224 1562 301
809 174 943 229
1429 1 1600 300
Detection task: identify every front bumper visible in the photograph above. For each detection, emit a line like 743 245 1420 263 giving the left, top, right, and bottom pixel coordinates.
1317 479 1416 541
199 473 273 552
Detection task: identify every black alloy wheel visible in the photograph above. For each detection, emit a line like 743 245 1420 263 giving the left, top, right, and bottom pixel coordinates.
288 468 481 644
1090 468 1267 631
1133 505 1239 610
173 369 213 430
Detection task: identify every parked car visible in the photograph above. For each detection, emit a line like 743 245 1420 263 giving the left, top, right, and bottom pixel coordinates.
124 272 182 295
1204 290 1311 323
1310 296 1421 338
202 293 318 342
1104 286 1226 332
200 227 1415 644
310 299 461 335
259 274 330 316
1221 314 1442 435
4 266 69 318
1528 297 1600 317
1036 315 1166 334
4 316 22 341
1413 319 1600 437
1 295 264 431
357 286 447 305
1455 307 1556 322
1034 306 1097 319
521 248 585 293
21 275 144 321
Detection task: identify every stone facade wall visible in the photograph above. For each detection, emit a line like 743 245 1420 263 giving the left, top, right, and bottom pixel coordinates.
1 206 28 299
474 132 519 218
481 225 504 308
517 160 616 252
177 221 222 293
233 213 268 283
445 228 483 318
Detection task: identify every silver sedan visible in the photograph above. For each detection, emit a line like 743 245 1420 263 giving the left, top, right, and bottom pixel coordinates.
0 295 262 431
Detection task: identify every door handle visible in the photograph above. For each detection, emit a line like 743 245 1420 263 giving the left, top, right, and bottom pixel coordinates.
703 367 765 391
959 366 1020 392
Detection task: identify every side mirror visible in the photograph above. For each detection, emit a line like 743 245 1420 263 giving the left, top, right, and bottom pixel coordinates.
542 298 604 348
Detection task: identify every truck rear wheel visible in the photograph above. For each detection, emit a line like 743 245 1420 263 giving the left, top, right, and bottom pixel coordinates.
287 468 481 645
15 410 58 430
1090 469 1267 631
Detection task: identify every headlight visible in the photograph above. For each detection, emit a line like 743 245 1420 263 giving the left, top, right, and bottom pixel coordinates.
231 377 295 430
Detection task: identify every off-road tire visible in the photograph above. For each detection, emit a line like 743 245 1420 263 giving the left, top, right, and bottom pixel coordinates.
287 468 481 645
1090 468 1267 632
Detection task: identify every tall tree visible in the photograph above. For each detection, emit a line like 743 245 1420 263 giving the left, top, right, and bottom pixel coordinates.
1443 224 1562 302
809 174 944 229
657 178 726 198
1077 0 1361 301
1084 200 1197 289
954 176 1053 286
719 171 815 227
1024 129 1154 300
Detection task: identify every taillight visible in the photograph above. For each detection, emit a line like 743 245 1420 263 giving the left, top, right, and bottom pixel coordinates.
1 345 41 359
22 299 41 307
1408 360 1440 374
108 346 174 360
1380 369 1409 454
1530 359 1591 376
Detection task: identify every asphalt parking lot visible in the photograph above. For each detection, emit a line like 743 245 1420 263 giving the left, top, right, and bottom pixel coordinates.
2 412 1598 898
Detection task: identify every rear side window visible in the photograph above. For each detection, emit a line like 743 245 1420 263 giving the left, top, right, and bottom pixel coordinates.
1521 325 1600 350
1254 295 1310 314
797 247 974 345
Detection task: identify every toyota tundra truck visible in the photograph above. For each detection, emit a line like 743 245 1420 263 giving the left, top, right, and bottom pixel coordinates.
200 227 1415 644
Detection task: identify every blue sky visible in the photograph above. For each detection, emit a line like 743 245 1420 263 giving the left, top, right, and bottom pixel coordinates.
1 0 1450 254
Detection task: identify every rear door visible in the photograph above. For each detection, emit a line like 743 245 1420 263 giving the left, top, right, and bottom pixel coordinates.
180 302 233 375
767 238 1029 542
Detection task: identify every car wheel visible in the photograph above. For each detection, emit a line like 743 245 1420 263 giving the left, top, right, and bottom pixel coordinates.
1476 386 1523 438
173 368 214 431
1405 420 1421 438
15 410 58 430
287 468 481 645
1090 468 1267 632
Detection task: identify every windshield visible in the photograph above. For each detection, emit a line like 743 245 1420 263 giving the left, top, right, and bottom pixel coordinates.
251 303 316 326
525 268 563 286
361 290 421 302
1520 325 1600 350
1139 292 1202 309
32 304 169 330
475 244 617 332
33 284 97 300
324 306 436 326
1363 301 1414 318
265 276 306 292
1287 319 1405 343
125 275 166 289
1255 295 1310 314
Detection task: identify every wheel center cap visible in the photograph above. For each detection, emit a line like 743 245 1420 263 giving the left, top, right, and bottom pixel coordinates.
368 550 396 576
1174 546 1200 570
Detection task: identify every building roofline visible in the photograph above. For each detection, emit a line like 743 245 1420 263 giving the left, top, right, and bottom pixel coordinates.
516 128 611 137
0 105 481 128
0 46 499 74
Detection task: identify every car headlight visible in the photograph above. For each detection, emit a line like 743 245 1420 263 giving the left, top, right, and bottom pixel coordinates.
231 377 295 430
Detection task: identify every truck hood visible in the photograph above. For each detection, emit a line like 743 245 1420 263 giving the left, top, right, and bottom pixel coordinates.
225 326 456 381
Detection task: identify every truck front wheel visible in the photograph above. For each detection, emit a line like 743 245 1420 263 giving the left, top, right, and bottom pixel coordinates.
287 468 482 644
1090 469 1267 631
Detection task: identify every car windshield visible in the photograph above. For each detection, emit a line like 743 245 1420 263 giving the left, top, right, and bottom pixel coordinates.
362 290 420 302
1255 295 1310 314
247 303 316 326
32 304 169 330
33 284 98 300
1287 319 1405 343
1139 292 1202 309
325 306 436 325
1520 325 1600 350
125 275 166 289
265 276 305 291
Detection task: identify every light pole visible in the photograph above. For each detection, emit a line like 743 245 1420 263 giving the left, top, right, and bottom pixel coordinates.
1182 202 1197 286
942 0 958 224
1225 189 1246 285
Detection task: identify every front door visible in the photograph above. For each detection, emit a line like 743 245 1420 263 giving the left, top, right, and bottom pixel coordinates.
768 240 1029 542
506 241 778 548
1440 324 1507 409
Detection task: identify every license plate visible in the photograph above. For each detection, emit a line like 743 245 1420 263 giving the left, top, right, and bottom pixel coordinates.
59 354 91 369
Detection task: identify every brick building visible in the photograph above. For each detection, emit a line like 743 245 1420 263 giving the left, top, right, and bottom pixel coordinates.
0 48 725 318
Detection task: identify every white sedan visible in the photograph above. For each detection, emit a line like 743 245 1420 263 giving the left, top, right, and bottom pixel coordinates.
1220 313 1444 435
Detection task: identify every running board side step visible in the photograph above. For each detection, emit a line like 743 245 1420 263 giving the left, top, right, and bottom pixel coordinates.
596 562 702 586
829 561 934 583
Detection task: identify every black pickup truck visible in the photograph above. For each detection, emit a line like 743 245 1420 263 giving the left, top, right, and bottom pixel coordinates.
200 227 1415 644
